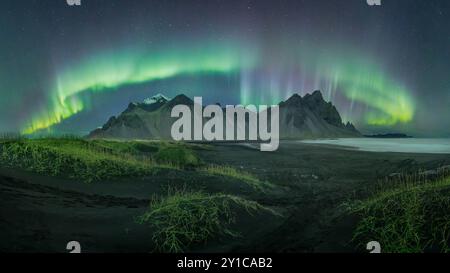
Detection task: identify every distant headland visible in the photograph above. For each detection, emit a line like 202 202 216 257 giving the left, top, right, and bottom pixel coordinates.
364 133 413 138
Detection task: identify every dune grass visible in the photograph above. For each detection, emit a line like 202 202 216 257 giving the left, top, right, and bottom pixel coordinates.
154 145 201 167
137 189 276 252
0 137 204 182
348 170 450 253
201 165 273 191
0 137 275 190
0 138 165 182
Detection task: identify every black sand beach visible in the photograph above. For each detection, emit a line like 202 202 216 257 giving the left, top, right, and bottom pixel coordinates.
1 141 449 253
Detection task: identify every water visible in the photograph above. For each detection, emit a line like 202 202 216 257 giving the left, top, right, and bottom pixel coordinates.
300 138 450 154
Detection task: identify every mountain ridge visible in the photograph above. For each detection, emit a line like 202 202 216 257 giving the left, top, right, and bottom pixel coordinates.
88 91 361 140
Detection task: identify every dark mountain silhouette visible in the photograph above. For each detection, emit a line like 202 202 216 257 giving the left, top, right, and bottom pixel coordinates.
88 91 361 140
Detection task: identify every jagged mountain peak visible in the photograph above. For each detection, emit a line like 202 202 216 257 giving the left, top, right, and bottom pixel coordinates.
303 90 324 101
281 93 303 107
299 90 343 128
165 94 194 107
143 93 170 105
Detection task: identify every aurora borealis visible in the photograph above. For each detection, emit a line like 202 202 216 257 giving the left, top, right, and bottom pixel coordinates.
22 43 254 134
1 0 449 137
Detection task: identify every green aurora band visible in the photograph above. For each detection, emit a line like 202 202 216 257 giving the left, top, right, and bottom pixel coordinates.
317 57 415 126
22 44 415 134
23 44 253 134
240 46 415 126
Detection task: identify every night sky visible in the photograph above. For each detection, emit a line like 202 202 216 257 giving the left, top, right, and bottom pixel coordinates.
1 0 449 137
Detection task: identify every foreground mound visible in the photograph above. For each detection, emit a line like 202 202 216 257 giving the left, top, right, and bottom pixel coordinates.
0 138 194 182
137 190 281 252
349 170 450 253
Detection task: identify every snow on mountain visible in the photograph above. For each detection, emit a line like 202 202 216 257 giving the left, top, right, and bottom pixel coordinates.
143 93 170 105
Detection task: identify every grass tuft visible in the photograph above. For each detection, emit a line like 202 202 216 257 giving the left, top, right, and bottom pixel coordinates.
348 169 450 253
137 189 275 252
154 145 201 168
201 165 273 191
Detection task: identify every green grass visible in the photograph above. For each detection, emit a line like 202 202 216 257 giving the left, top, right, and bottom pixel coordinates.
0 138 159 182
201 165 273 191
0 138 188 183
0 137 274 191
348 171 450 253
154 145 201 167
137 189 276 252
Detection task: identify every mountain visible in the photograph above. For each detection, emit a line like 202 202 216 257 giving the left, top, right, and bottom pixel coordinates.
277 90 360 138
89 94 190 139
88 91 361 140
